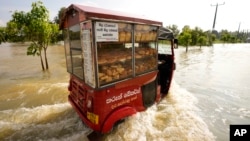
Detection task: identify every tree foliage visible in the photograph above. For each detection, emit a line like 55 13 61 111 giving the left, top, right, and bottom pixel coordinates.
178 26 192 52
53 7 66 41
218 29 247 43
6 1 59 71
177 25 213 51
0 27 6 44
6 11 27 42
197 36 207 48
54 7 66 24
176 26 249 48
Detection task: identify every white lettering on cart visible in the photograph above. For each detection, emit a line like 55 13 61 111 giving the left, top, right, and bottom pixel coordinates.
106 93 122 104
106 88 141 104
123 88 140 98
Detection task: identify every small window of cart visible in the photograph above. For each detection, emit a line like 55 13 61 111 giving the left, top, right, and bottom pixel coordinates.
63 29 72 73
68 24 84 80
134 25 158 75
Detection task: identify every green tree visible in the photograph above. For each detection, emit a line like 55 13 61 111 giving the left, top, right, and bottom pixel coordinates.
191 26 206 46
54 7 66 24
220 30 230 43
190 27 199 46
179 25 192 52
205 31 215 46
229 36 237 43
6 1 59 71
5 11 27 42
53 7 66 41
0 27 6 44
197 36 207 48
197 29 208 47
210 33 216 45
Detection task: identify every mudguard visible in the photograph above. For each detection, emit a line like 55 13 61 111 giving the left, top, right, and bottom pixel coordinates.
101 106 137 133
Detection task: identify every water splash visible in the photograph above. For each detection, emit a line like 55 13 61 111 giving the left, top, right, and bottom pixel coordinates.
105 81 216 141
0 103 92 141
0 81 216 141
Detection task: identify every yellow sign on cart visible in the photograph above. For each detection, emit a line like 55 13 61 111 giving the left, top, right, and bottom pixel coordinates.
87 112 99 124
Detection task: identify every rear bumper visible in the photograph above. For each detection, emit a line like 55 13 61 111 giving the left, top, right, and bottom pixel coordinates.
68 95 101 132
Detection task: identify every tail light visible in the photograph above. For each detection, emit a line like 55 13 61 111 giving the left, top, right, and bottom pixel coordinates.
87 96 93 111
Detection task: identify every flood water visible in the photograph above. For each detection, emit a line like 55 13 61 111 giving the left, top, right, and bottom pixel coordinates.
0 42 249 141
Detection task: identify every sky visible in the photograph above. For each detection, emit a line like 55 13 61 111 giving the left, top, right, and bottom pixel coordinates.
0 0 249 32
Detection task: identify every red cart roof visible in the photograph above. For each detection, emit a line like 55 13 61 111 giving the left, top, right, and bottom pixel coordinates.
60 4 162 29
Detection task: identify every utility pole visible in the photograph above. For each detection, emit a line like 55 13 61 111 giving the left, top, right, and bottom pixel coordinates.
207 2 225 46
237 22 241 38
211 2 225 32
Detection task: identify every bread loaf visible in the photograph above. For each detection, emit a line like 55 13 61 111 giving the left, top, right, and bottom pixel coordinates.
119 23 127 29
135 32 141 42
141 33 146 41
152 32 157 41
143 25 150 31
135 25 143 30
125 32 131 42
146 33 151 41
98 58 107 64
119 31 126 42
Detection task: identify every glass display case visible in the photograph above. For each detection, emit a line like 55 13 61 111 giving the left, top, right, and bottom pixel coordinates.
64 21 159 88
